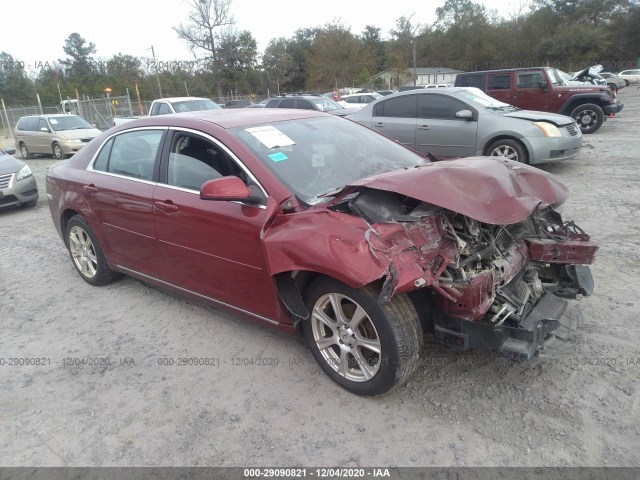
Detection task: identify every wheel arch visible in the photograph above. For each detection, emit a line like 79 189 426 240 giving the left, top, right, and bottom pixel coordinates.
60 208 81 246
483 135 528 156
274 270 385 339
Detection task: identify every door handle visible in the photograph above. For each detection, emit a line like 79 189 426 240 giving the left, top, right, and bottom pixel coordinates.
154 200 178 213
514 92 524 97
373 122 385 128
418 125 431 130
83 184 98 195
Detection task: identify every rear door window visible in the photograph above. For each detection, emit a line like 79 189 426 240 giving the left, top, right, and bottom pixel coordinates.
487 74 511 90
373 95 417 118
93 130 164 181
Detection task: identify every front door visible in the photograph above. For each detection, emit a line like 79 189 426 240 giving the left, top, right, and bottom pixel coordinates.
415 94 478 158
512 71 550 111
153 130 282 321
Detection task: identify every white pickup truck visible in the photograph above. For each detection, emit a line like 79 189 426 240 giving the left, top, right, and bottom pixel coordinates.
112 97 222 126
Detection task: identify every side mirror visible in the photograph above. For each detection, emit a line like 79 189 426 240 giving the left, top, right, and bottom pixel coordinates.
538 81 548 90
40 127 50 132
455 110 474 120
200 176 263 204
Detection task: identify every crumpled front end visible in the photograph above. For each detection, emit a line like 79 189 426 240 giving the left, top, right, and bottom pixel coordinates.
262 158 597 358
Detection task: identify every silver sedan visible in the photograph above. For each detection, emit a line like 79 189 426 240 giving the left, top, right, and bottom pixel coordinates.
346 87 582 165
0 147 39 208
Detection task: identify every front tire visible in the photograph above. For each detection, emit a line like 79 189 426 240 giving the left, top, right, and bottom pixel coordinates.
52 143 64 160
486 139 528 164
303 278 423 396
571 103 604 134
65 215 121 286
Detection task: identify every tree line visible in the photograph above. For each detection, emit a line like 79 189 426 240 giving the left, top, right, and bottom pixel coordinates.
1 0 638 107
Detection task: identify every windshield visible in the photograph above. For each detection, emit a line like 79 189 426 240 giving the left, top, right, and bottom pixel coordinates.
550 68 573 85
172 99 222 112
48 116 94 131
230 116 426 204
456 87 517 111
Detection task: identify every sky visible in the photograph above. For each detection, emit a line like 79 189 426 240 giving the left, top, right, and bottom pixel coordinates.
1 0 522 74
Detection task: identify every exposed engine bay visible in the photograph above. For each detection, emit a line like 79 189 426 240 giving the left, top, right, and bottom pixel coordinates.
329 188 598 357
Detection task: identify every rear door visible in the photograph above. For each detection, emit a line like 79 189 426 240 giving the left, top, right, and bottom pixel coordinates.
85 127 166 275
34 118 50 154
369 94 417 149
415 93 477 158
486 73 512 104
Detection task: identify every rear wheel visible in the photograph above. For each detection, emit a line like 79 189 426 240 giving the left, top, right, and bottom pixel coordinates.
303 278 423 396
65 215 121 286
571 103 604 134
19 143 31 159
486 139 528 164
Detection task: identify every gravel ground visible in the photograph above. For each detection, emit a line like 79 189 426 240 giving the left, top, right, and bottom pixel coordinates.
1 89 639 468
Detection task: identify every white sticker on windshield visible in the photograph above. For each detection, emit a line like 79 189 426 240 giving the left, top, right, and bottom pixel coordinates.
49 119 59 124
311 154 325 167
245 126 295 149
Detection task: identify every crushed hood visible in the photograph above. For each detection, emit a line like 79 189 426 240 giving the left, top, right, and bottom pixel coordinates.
346 157 569 225
502 110 575 125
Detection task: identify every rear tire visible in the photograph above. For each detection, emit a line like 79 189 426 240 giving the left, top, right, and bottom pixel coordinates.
65 215 122 286
486 138 528 164
571 103 604 134
303 278 423 396
19 143 31 160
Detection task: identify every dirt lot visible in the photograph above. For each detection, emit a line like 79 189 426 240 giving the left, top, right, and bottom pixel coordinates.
1 89 639 468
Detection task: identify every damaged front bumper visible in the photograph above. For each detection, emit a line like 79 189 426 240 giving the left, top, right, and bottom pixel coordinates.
432 265 593 359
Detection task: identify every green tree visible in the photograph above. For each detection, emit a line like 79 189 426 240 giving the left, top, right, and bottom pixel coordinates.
0 52 35 105
306 22 365 90
262 38 296 95
59 33 97 86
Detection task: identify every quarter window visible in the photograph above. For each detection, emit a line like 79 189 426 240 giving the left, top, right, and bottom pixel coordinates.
158 103 172 115
457 74 483 88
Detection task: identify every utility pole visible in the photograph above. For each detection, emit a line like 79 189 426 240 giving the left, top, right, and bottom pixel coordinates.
148 46 163 98
411 40 417 86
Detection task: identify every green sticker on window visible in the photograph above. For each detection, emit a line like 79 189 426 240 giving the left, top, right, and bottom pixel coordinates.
268 152 288 162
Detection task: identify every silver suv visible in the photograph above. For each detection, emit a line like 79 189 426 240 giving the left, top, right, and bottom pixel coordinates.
14 114 102 159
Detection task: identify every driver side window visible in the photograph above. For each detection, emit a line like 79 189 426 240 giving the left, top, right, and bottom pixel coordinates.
166 133 248 191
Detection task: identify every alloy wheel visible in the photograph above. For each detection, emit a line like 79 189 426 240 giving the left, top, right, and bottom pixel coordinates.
69 226 98 279
490 145 519 161
310 293 382 382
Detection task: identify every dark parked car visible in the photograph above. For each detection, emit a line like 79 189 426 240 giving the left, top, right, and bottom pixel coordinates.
46 109 597 396
0 147 39 208
454 67 623 133
264 95 359 117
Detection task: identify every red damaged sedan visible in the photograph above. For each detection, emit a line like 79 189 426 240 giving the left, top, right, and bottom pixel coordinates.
46 109 597 396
